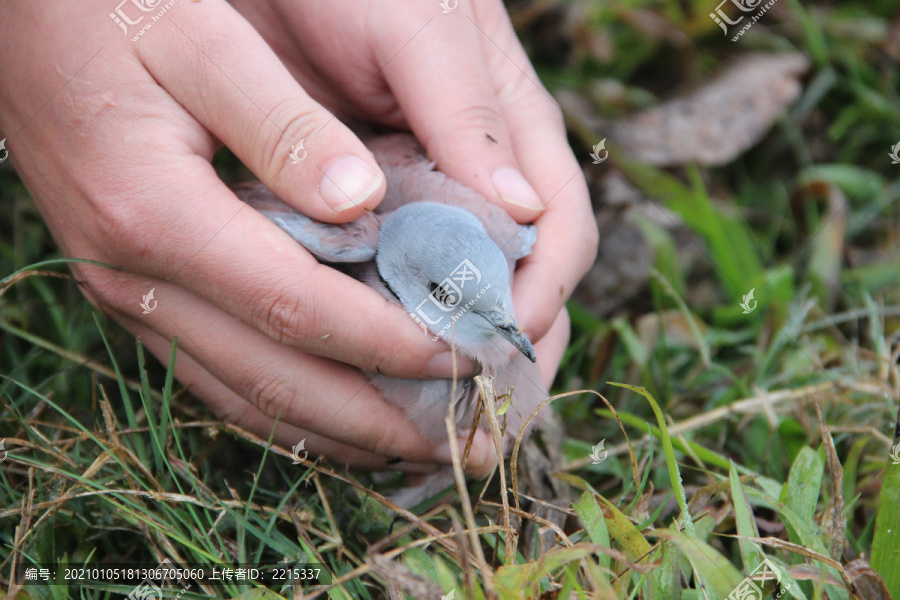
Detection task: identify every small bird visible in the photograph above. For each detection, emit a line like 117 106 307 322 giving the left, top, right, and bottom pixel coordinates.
236 134 548 503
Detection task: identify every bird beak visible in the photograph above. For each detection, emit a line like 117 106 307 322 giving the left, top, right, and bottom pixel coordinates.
475 309 537 363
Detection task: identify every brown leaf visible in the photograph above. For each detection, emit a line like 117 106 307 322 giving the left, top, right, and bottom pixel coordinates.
845 558 893 600
611 53 810 166
814 401 847 562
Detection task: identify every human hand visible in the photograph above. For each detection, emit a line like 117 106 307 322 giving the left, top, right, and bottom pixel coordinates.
0 0 553 474
232 0 599 346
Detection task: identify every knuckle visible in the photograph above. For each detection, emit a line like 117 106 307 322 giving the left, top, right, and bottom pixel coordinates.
261 100 322 178
91 191 163 264
546 102 565 130
72 265 139 314
208 396 255 428
366 424 405 457
243 370 294 422
422 102 514 169
532 98 565 132
250 281 312 347
446 102 508 138
496 64 562 118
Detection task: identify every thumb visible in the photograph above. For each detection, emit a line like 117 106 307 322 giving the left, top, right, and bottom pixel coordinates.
133 0 384 222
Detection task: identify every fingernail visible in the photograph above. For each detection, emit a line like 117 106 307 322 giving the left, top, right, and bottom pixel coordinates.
319 155 383 212
491 166 543 211
427 352 479 378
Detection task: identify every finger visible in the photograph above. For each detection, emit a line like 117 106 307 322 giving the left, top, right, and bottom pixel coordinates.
85 269 496 475
85 134 479 379
7 48 475 382
471 1 599 342
533 308 571 389
131 0 384 221
374 4 545 221
131 323 443 473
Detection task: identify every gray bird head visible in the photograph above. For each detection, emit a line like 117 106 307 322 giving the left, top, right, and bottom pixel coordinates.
376 203 535 371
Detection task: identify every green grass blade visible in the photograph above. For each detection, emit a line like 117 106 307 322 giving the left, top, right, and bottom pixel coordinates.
573 492 611 578
871 462 900 598
595 408 754 474
781 446 824 550
92 314 147 464
663 530 744 598
135 340 163 475
729 461 763 570
607 383 695 536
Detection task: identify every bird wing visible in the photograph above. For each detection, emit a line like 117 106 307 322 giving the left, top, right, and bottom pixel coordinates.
368 374 480 442
368 135 538 263
235 136 536 264
233 182 379 263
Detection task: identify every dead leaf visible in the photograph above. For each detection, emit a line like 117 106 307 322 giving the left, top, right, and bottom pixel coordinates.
845 558 893 600
814 401 847 562
610 52 810 166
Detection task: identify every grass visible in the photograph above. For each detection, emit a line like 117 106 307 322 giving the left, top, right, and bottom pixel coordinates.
3 0 900 598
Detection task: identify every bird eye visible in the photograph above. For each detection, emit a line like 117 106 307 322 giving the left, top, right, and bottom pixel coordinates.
429 281 456 305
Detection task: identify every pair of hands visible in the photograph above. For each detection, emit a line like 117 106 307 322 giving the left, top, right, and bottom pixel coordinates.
0 0 597 476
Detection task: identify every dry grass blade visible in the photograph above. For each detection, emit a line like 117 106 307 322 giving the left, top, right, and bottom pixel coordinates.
5 466 35 599
0 269 73 298
745 536 852 588
476 374 516 563
444 360 495 595
480 499 573 549
814 399 846 561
